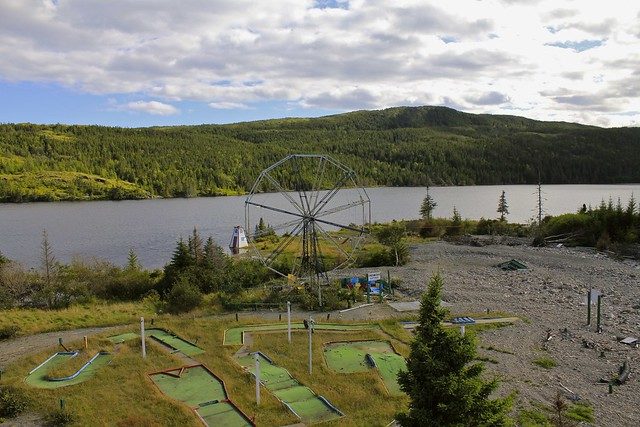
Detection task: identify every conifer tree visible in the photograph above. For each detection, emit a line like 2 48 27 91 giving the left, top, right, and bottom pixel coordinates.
420 186 437 220
397 274 511 426
126 248 140 271
188 227 204 264
497 190 509 221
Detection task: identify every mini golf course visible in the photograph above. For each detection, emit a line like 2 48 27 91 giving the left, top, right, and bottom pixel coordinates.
25 351 112 389
324 340 407 396
236 352 343 424
107 328 204 356
150 364 254 427
147 328 204 356
223 322 378 345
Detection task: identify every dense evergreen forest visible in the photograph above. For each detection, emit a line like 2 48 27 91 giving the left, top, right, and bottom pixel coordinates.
1 106 640 202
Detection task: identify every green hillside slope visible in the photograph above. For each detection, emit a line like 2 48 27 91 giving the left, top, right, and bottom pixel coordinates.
1 106 639 202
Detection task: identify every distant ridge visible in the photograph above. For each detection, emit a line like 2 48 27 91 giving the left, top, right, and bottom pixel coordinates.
1 106 638 202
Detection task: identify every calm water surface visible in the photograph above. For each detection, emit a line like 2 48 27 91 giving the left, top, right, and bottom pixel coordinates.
1 184 639 268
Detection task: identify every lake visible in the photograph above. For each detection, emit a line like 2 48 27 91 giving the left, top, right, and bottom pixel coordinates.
1 184 639 268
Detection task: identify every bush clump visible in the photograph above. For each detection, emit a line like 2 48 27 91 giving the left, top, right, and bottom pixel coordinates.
0 386 30 418
165 278 202 314
45 408 75 426
0 325 20 340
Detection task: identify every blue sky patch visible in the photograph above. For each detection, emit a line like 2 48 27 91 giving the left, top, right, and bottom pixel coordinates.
313 0 349 10
546 39 604 52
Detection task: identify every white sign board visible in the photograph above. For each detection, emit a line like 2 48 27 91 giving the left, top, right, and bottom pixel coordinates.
367 272 381 282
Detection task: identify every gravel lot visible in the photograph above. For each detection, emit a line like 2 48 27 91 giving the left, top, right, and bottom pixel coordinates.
344 239 640 426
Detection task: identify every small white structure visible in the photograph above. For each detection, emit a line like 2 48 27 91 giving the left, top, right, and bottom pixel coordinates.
229 225 248 254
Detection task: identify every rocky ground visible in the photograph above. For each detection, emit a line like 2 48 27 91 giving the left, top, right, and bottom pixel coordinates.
342 239 640 426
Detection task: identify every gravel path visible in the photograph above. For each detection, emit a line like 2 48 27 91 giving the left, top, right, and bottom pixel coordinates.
0 326 121 369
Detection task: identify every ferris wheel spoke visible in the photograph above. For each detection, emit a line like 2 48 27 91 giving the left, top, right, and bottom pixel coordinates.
314 222 352 261
263 172 306 215
310 156 328 212
311 170 353 217
314 216 367 234
315 198 369 220
245 200 306 220
247 217 301 240
265 221 305 265
291 156 313 214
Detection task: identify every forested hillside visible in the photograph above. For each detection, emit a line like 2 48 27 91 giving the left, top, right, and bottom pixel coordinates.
1 106 639 202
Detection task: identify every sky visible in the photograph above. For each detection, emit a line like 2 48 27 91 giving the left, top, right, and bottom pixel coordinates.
0 0 639 128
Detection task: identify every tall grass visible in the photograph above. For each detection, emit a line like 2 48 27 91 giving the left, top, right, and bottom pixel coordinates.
0 301 156 337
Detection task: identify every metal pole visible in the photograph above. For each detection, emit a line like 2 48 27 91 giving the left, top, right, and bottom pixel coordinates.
140 317 146 359
308 316 313 375
287 301 291 344
254 353 261 405
597 295 603 333
587 289 592 326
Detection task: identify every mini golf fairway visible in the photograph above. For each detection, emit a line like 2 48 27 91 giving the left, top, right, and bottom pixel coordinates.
147 328 204 356
150 364 253 427
224 322 378 345
107 332 138 344
25 351 111 389
237 352 343 424
324 340 407 396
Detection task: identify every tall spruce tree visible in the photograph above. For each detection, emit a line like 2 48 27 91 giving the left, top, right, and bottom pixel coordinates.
497 190 509 221
420 186 438 220
397 274 511 426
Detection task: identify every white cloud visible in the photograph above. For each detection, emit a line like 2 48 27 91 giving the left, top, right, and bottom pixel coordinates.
0 0 639 126
122 101 179 116
209 102 249 109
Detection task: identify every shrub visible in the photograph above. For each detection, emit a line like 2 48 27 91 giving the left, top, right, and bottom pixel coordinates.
0 386 30 418
0 325 20 340
565 401 594 423
45 408 75 426
165 278 202 314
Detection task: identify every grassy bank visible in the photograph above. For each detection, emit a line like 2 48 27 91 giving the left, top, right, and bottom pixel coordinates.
0 301 156 337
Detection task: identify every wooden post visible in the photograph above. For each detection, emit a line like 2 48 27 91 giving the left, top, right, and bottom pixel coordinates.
308 316 313 375
254 353 261 405
596 295 603 333
460 324 465 336
140 317 146 359
287 301 291 344
587 289 592 326
83 336 88 349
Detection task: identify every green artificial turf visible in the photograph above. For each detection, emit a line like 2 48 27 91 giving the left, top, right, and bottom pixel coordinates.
237 352 342 424
25 351 112 389
323 340 406 396
147 328 204 356
224 322 378 345
150 365 252 427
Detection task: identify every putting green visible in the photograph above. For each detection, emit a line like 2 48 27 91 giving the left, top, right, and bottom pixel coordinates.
147 328 204 356
237 353 343 424
224 322 378 345
25 351 111 389
368 353 407 396
323 340 406 396
107 332 138 344
150 365 253 427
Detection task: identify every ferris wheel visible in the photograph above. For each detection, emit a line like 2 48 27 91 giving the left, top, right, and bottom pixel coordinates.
245 154 370 284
